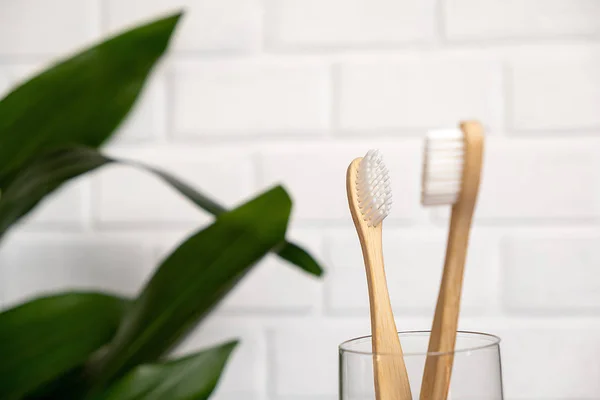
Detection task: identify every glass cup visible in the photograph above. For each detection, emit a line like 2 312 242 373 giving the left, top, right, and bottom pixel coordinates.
339 330 503 400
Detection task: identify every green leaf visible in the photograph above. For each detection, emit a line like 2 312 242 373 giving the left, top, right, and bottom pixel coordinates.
86 185 292 392
0 292 128 400
276 241 323 277
135 162 227 217
0 11 182 180
139 162 323 276
0 146 324 277
95 342 237 400
0 147 108 236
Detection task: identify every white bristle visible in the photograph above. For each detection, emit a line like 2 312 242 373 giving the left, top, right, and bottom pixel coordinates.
356 149 392 227
421 128 465 206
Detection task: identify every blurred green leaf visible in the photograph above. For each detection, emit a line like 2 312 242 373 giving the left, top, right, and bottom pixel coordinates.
0 11 181 180
0 147 107 237
86 185 292 392
276 241 323 276
0 146 324 277
0 5 324 400
95 342 237 400
0 292 128 400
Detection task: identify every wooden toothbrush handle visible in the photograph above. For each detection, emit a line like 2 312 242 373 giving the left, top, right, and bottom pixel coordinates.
347 157 413 400
360 226 413 400
420 121 484 400
419 207 473 400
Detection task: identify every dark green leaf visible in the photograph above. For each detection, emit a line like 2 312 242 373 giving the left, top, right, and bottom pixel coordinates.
86 185 292 392
95 341 237 400
0 11 182 179
136 162 227 216
140 163 323 276
0 146 324 277
0 292 128 400
277 241 323 277
0 148 108 236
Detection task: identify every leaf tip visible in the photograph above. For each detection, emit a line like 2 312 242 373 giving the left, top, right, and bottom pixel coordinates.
271 184 292 210
222 340 240 352
166 9 185 24
313 265 325 277
216 340 239 364
159 10 185 36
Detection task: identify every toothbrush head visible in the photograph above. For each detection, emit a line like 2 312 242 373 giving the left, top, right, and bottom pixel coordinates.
356 149 392 227
421 128 465 206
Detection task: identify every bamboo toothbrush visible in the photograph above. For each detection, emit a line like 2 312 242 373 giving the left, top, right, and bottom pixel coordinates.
419 121 484 400
346 149 412 400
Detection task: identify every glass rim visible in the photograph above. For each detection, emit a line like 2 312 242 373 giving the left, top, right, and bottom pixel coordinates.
339 330 501 357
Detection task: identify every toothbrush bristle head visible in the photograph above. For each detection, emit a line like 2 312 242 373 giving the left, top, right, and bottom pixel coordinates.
421 128 465 206
356 149 392 227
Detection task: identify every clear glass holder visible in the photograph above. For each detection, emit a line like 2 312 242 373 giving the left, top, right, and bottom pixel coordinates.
339 330 504 399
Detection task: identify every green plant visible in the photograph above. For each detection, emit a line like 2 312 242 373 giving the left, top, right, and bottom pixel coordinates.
0 11 323 400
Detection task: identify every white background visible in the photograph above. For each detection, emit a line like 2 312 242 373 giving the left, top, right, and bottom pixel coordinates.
2 1 600 399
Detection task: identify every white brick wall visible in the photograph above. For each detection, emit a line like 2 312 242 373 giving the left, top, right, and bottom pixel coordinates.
266 0 436 49
503 232 600 313
171 60 331 137
115 71 168 143
1 1 600 399
92 148 256 226
0 235 155 307
326 228 499 316
104 0 264 53
445 0 600 41
475 138 600 220
338 57 503 132
510 54 600 131
0 0 100 56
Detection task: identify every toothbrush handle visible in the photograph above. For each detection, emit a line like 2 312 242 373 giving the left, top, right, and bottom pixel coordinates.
420 206 473 400
360 226 413 400
420 120 484 400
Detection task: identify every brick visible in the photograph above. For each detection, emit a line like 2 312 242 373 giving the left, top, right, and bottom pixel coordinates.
326 228 497 315
19 180 86 228
503 233 600 312
3 63 49 90
221 255 320 312
475 138 600 220
275 396 335 400
510 55 600 131
109 71 167 143
171 316 266 397
339 58 502 131
445 0 600 40
221 255 319 313
270 320 368 397
271 318 429 398
172 61 330 136
0 237 153 307
211 395 261 400
220 230 324 313
267 0 435 48
0 0 99 55
258 142 429 222
105 0 262 52
487 322 600 398
211 394 262 400
93 149 255 226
